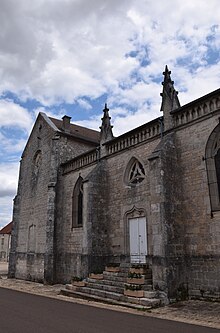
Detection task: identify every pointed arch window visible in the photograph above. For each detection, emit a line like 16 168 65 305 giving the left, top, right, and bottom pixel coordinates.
31 150 42 188
206 124 220 211
72 176 83 228
125 158 146 186
33 150 42 176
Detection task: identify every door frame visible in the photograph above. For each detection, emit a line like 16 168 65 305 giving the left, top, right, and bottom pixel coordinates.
124 206 148 260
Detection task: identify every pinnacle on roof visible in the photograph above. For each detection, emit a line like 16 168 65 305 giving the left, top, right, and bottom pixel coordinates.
160 65 180 112
100 103 113 143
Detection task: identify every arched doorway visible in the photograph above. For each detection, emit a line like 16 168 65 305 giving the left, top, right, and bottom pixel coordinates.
125 206 148 263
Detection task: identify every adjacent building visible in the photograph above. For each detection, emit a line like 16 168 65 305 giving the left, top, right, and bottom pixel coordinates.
0 222 12 262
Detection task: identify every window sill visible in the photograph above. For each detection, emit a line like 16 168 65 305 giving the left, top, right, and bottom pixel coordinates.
71 225 83 230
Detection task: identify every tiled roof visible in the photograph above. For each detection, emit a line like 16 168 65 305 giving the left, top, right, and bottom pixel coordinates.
49 117 100 144
0 221 12 234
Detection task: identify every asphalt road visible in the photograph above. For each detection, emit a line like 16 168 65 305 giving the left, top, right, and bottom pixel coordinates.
0 288 219 333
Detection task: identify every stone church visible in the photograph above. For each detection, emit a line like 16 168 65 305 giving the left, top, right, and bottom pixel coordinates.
9 67 220 300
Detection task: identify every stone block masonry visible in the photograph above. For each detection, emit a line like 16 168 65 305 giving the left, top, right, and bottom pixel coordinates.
9 69 220 303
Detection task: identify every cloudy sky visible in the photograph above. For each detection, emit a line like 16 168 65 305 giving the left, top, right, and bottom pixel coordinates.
1 0 220 228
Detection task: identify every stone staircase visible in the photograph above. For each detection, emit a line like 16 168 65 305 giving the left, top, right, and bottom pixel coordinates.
60 263 167 309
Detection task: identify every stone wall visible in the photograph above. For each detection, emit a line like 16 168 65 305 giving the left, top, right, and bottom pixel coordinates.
10 96 220 300
9 114 98 283
54 104 220 297
105 138 161 257
10 115 55 281
55 161 97 282
166 110 220 298
55 136 162 283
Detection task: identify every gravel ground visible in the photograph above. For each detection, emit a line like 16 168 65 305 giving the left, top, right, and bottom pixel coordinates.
0 264 220 330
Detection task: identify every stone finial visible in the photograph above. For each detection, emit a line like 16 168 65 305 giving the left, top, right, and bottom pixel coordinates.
160 66 180 130
99 103 113 143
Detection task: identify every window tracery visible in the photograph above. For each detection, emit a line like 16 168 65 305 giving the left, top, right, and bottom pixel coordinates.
125 158 146 186
129 160 145 184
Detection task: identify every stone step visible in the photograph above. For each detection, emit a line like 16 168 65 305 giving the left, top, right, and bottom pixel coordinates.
144 272 153 279
118 266 151 274
90 275 153 288
100 274 126 282
87 278 153 291
103 271 127 278
87 275 153 288
142 279 153 285
66 285 123 301
65 284 159 306
119 262 150 269
61 263 159 309
144 291 158 298
86 282 124 294
116 267 129 273
123 269 152 277
60 289 160 310
142 284 154 291
103 266 152 276
125 295 160 307
87 278 125 288
118 262 131 268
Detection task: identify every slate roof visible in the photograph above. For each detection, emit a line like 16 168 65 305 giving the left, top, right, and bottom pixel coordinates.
49 117 100 144
0 221 12 235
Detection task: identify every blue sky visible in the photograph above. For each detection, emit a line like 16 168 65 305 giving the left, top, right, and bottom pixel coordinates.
1 0 220 228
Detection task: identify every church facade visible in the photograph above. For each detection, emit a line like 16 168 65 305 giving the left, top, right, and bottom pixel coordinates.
9 67 220 300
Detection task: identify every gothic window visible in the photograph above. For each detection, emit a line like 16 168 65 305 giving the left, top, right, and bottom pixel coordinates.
125 158 146 186
33 150 42 176
32 150 42 188
206 124 220 211
72 176 83 228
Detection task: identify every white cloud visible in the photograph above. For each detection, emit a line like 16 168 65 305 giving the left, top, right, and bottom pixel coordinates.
112 107 160 136
0 0 137 104
77 99 92 110
0 197 14 229
76 116 101 132
0 162 19 198
76 102 161 137
0 162 18 228
33 106 72 122
0 0 220 110
0 132 26 156
0 99 33 131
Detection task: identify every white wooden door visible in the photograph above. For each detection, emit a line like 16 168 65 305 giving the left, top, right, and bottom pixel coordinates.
129 217 147 263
